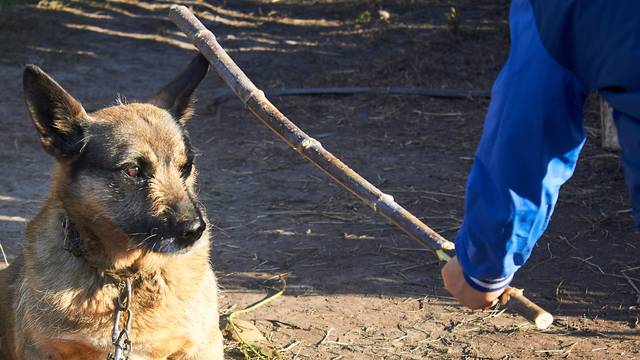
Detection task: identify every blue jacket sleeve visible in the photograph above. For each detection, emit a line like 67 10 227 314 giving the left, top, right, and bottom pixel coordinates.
454 0 590 291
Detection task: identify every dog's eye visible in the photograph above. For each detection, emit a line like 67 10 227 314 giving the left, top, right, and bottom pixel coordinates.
181 162 193 178
126 166 141 178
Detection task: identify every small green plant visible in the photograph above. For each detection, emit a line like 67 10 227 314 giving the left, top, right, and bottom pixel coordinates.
445 6 459 35
354 10 371 24
227 276 286 360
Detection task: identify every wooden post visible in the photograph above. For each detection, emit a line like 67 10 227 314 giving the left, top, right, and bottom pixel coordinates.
600 96 621 151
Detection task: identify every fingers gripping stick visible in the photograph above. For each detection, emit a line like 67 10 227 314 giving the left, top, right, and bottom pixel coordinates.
168 5 554 330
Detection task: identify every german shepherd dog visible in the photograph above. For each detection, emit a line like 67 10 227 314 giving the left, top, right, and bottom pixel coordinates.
0 54 223 359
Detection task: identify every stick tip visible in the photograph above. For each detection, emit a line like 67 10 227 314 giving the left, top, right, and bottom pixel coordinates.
534 313 554 330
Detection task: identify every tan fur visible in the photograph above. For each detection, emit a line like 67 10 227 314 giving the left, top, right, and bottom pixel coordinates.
0 55 223 360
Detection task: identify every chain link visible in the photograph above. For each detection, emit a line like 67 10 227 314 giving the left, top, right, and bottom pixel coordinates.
107 278 133 360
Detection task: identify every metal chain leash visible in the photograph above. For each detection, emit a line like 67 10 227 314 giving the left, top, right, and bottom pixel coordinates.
107 278 133 360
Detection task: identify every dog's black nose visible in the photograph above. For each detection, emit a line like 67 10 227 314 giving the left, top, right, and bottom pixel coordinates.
174 218 206 245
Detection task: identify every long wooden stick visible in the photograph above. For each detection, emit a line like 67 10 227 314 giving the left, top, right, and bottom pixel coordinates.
169 5 453 257
169 6 553 330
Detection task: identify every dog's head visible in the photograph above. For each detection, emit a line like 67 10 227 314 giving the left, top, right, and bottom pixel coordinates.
23 54 211 259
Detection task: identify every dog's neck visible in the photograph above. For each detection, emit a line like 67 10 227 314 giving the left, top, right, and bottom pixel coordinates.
61 215 139 284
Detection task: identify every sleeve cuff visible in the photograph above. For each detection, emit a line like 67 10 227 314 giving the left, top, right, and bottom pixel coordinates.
463 271 513 293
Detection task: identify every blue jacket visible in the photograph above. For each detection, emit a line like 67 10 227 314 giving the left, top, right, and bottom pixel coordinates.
456 0 640 291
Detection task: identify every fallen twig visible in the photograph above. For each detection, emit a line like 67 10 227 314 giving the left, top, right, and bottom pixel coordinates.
571 256 605 274
0 243 8 267
622 272 640 304
563 342 579 358
318 327 334 345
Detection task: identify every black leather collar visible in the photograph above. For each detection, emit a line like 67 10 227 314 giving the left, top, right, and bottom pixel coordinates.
62 215 86 261
61 215 140 285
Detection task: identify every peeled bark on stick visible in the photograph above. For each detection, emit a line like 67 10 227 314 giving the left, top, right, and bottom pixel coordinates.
169 5 553 330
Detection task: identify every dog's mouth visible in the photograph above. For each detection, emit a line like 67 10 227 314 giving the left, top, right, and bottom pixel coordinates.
131 218 207 255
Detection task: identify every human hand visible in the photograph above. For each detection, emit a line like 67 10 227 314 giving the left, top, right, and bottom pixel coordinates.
441 256 503 309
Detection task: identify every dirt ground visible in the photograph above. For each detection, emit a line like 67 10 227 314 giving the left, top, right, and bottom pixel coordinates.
0 0 639 358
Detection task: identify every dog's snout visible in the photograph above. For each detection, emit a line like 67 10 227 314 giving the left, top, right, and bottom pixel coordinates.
174 218 206 245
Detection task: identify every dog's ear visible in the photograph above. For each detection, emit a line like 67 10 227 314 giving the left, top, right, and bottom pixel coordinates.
150 53 209 126
23 65 87 160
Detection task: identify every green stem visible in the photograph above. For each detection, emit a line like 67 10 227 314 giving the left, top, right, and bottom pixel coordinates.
228 276 287 359
436 249 451 262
